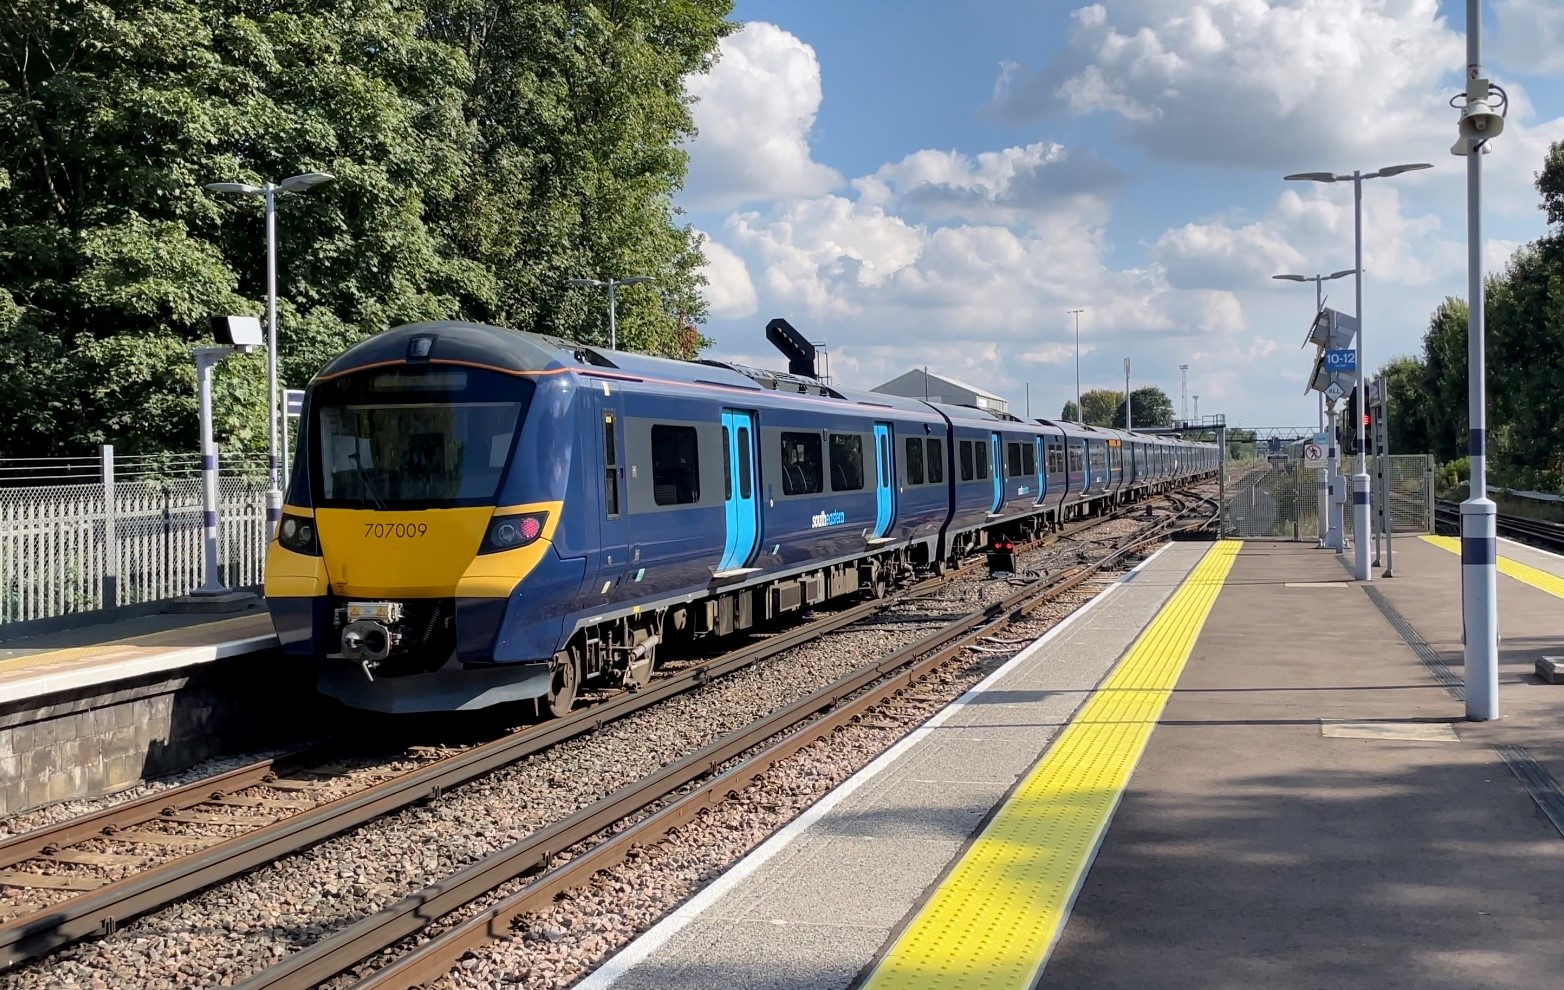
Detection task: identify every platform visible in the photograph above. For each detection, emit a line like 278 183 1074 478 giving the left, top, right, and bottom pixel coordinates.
581 536 1564 990
0 605 288 817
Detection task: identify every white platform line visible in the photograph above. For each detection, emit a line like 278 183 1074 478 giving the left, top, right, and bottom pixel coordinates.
1497 536 1564 564
576 543 1177 990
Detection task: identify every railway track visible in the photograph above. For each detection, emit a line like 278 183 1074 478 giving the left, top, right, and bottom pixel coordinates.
234 497 1217 990
1434 500 1564 554
0 491 1209 974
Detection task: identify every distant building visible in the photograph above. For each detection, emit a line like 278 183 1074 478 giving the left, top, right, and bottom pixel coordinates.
871 369 1008 415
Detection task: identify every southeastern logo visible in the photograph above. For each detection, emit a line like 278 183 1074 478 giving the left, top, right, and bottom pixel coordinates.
810 510 846 529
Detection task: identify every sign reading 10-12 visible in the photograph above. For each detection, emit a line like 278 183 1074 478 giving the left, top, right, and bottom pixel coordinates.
1324 348 1358 373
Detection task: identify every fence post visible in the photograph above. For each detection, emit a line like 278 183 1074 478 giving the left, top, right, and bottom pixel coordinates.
101 444 118 609
1425 455 1436 534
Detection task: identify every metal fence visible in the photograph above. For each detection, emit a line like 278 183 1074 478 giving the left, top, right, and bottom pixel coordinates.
0 448 270 628
1223 454 1434 540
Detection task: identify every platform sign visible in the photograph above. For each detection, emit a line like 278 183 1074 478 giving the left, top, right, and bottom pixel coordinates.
1324 381 1346 403
1324 348 1357 374
284 389 305 417
1304 442 1326 468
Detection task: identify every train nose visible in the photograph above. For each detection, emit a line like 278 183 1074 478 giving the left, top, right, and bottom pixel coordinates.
342 620 393 663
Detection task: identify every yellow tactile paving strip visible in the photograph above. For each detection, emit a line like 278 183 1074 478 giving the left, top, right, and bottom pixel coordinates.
1421 535 1564 599
0 613 274 676
861 540 1242 990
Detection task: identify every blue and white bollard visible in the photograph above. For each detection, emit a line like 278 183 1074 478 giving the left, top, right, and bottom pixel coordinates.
1461 498 1500 718
1352 471 1372 581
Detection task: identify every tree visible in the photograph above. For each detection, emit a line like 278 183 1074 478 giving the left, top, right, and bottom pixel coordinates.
1060 400 1078 421
1113 386 1173 428
1077 388 1121 426
0 1 734 458
1377 355 1434 458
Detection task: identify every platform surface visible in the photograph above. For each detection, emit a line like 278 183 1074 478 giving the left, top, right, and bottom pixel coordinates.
0 605 275 705
583 535 1564 990
579 542 1217 990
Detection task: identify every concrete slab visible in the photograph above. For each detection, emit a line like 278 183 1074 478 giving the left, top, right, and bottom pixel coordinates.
580 542 1215 990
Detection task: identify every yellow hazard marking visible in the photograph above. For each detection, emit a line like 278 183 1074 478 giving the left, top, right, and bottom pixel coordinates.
861 540 1242 990
1421 535 1564 600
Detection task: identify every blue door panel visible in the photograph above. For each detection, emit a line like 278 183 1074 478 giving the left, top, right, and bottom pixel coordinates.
873 423 894 538
717 409 759 572
990 433 1003 512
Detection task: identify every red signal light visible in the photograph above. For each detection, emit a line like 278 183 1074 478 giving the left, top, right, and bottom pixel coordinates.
1362 413 1370 426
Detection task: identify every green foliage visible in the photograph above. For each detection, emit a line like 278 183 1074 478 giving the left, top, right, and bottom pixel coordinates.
1112 386 1174 428
1397 138 1564 494
0 0 734 458
1435 457 1469 497
1060 400 1078 421
1074 388 1121 426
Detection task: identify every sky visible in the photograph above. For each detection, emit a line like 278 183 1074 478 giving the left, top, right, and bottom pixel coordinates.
676 0 1564 429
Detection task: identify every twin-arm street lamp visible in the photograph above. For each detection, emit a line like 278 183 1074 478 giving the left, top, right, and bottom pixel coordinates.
1284 163 1431 581
568 276 655 351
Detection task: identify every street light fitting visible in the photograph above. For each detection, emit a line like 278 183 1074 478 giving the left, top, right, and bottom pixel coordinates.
205 182 264 195
1371 162 1433 178
614 275 654 286
277 171 336 193
1272 274 1308 282
567 278 607 288
1327 268 1358 280
1284 171 1341 183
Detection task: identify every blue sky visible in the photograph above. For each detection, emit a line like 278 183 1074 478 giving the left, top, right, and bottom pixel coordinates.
676 0 1564 428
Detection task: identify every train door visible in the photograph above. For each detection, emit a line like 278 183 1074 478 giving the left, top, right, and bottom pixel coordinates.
1034 437 1046 504
596 393 631 596
989 433 1004 512
716 409 760 574
873 423 895 538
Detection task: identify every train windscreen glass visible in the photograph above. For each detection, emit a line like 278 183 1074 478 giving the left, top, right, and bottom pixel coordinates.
311 367 536 507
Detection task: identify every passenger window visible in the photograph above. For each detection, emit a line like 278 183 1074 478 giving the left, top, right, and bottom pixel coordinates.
926 438 944 484
830 434 865 491
737 427 752 499
780 431 823 495
975 441 989 480
1008 443 1023 478
651 424 700 505
905 437 925 485
603 415 620 517
1022 444 1036 476
959 441 974 482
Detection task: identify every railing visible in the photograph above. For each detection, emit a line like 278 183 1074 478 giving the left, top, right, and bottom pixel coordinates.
0 448 271 628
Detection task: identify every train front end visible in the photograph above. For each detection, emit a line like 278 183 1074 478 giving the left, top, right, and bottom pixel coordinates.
263 322 578 713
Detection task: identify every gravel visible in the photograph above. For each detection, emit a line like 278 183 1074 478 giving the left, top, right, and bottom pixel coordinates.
2 507 1175 990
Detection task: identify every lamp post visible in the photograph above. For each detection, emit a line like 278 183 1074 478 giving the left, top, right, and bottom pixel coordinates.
1453 0 1505 721
568 275 654 351
1068 309 1084 423
1274 269 1357 549
205 172 336 529
1123 358 1132 431
1179 364 1189 423
1285 163 1432 581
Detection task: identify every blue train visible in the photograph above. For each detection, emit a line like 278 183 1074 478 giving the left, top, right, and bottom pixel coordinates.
263 320 1218 713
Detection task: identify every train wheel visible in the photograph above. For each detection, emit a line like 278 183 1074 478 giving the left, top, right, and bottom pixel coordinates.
543 649 579 718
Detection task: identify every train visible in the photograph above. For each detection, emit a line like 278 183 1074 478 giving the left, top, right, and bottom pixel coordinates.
263 319 1219 714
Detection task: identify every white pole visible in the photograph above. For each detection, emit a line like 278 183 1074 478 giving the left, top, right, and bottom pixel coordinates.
1351 172 1372 581
264 184 282 533
607 280 618 351
1462 0 1499 720
196 348 228 594
1124 358 1132 431
101 444 117 608
1315 276 1328 547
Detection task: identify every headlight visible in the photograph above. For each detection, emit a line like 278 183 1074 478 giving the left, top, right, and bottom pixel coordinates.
479 511 550 554
277 512 320 555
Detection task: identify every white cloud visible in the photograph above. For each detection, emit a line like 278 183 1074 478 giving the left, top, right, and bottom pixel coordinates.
991 1 1463 169
683 23 841 209
1493 0 1564 74
852 141 1124 227
696 234 758 319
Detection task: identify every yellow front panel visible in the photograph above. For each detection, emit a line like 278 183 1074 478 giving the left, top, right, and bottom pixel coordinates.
863 541 1242 990
264 542 330 597
316 507 494 598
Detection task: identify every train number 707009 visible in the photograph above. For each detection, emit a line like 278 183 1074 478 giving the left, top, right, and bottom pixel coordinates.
363 523 429 539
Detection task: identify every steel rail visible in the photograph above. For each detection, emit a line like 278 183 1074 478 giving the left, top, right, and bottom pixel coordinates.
0 506 1122 970
237 503 1214 990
